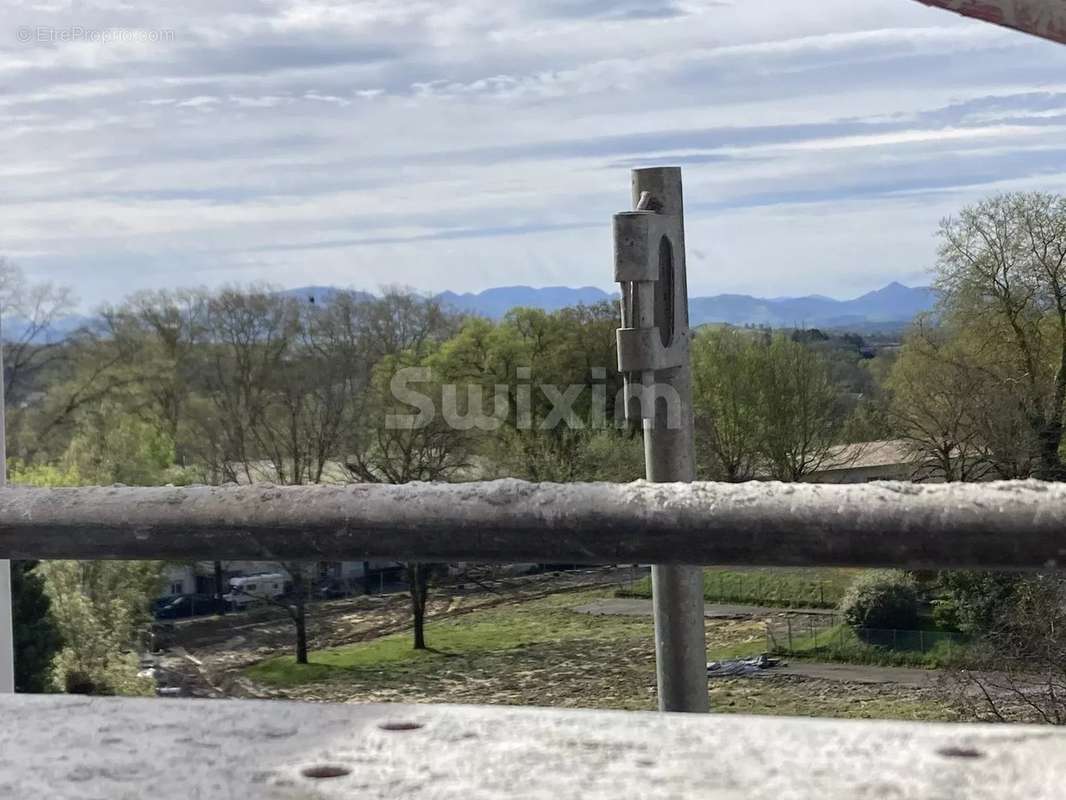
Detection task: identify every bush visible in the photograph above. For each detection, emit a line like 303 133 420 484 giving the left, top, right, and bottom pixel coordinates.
936 571 1020 636
839 570 920 630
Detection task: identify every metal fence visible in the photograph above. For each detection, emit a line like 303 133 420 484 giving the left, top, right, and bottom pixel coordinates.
766 613 967 657
702 572 842 608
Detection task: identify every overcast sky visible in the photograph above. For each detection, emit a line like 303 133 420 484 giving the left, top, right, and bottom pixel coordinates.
5 0 1066 309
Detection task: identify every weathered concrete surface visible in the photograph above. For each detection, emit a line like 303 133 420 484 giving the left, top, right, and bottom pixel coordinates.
2 479 1066 570
2 694 1064 799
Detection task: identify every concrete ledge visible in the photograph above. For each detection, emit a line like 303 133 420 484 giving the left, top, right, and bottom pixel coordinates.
2 694 1064 798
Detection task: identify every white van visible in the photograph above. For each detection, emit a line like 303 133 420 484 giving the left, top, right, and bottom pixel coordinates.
224 573 287 609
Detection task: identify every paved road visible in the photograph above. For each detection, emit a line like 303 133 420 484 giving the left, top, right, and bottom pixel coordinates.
573 598 834 619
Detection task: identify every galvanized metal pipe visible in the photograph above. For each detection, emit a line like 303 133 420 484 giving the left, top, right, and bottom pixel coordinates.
630 167 708 713
1 480 1065 569
0 312 13 695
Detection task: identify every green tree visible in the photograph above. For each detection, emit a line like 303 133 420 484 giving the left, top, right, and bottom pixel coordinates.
935 571 1021 636
691 328 761 481
99 288 209 464
935 192 1066 479
888 322 1033 481
11 451 165 695
944 577 1066 724
430 303 629 483
755 334 844 480
11 561 62 693
40 560 162 695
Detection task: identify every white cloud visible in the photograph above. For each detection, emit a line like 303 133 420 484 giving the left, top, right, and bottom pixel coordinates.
3 0 1066 307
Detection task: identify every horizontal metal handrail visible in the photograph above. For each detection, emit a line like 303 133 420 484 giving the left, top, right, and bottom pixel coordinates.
0 479 1063 570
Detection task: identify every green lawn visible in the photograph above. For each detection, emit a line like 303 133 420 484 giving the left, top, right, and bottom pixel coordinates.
619 568 863 609
242 589 956 722
770 622 966 669
710 680 955 721
247 590 655 690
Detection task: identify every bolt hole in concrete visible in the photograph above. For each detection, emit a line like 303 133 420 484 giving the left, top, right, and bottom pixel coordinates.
936 746 985 759
302 765 352 780
379 721 424 731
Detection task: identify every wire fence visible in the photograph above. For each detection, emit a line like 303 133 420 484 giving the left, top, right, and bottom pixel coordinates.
701 571 844 608
766 612 967 657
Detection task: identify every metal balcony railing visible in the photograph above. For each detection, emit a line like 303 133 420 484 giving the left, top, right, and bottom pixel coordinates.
0 479 1062 570
2 478 1066 799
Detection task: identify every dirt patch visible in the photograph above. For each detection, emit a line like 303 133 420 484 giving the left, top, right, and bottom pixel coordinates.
157 567 645 698
154 571 962 722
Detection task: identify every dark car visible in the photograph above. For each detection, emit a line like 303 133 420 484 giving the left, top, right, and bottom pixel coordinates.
153 594 219 619
317 580 349 600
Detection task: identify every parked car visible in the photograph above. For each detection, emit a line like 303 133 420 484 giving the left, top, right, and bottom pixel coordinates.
154 593 219 619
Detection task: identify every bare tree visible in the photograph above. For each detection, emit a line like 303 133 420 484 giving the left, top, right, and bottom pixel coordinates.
889 322 994 481
226 562 313 663
936 192 1066 479
0 258 77 401
755 333 845 481
344 291 468 651
196 287 298 484
100 289 209 458
945 577 1066 724
345 354 472 650
192 287 313 657
197 287 462 657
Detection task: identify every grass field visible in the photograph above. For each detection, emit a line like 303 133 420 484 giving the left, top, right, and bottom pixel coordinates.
619 568 863 608
770 622 966 669
244 589 955 721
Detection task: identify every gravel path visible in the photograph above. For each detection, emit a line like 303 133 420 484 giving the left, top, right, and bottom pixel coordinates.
773 661 937 688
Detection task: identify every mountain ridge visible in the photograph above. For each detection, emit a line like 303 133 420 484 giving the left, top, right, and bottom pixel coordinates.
5 282 934 342
428 282 936 329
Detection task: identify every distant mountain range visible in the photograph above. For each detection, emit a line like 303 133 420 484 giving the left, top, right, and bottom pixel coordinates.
432 282 936 330
437 286 612 318
6 282 934 342
686 282 937 329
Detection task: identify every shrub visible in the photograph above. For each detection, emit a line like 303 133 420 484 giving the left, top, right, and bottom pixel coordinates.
839 570 920 631
936 571 1020 636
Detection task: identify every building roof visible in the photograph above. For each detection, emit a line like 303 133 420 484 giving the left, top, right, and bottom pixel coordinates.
815 440 914 473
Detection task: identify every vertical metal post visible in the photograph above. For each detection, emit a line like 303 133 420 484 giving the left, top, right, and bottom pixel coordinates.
615 167 707 712
0 306 13 694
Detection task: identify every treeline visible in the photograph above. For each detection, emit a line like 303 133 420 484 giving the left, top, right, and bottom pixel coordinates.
8 287 889 491
8 283 888 491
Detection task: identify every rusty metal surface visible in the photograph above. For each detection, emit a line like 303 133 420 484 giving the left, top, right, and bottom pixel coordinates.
2 480 1066 570
916 0 1066 44
1 694 1064 799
